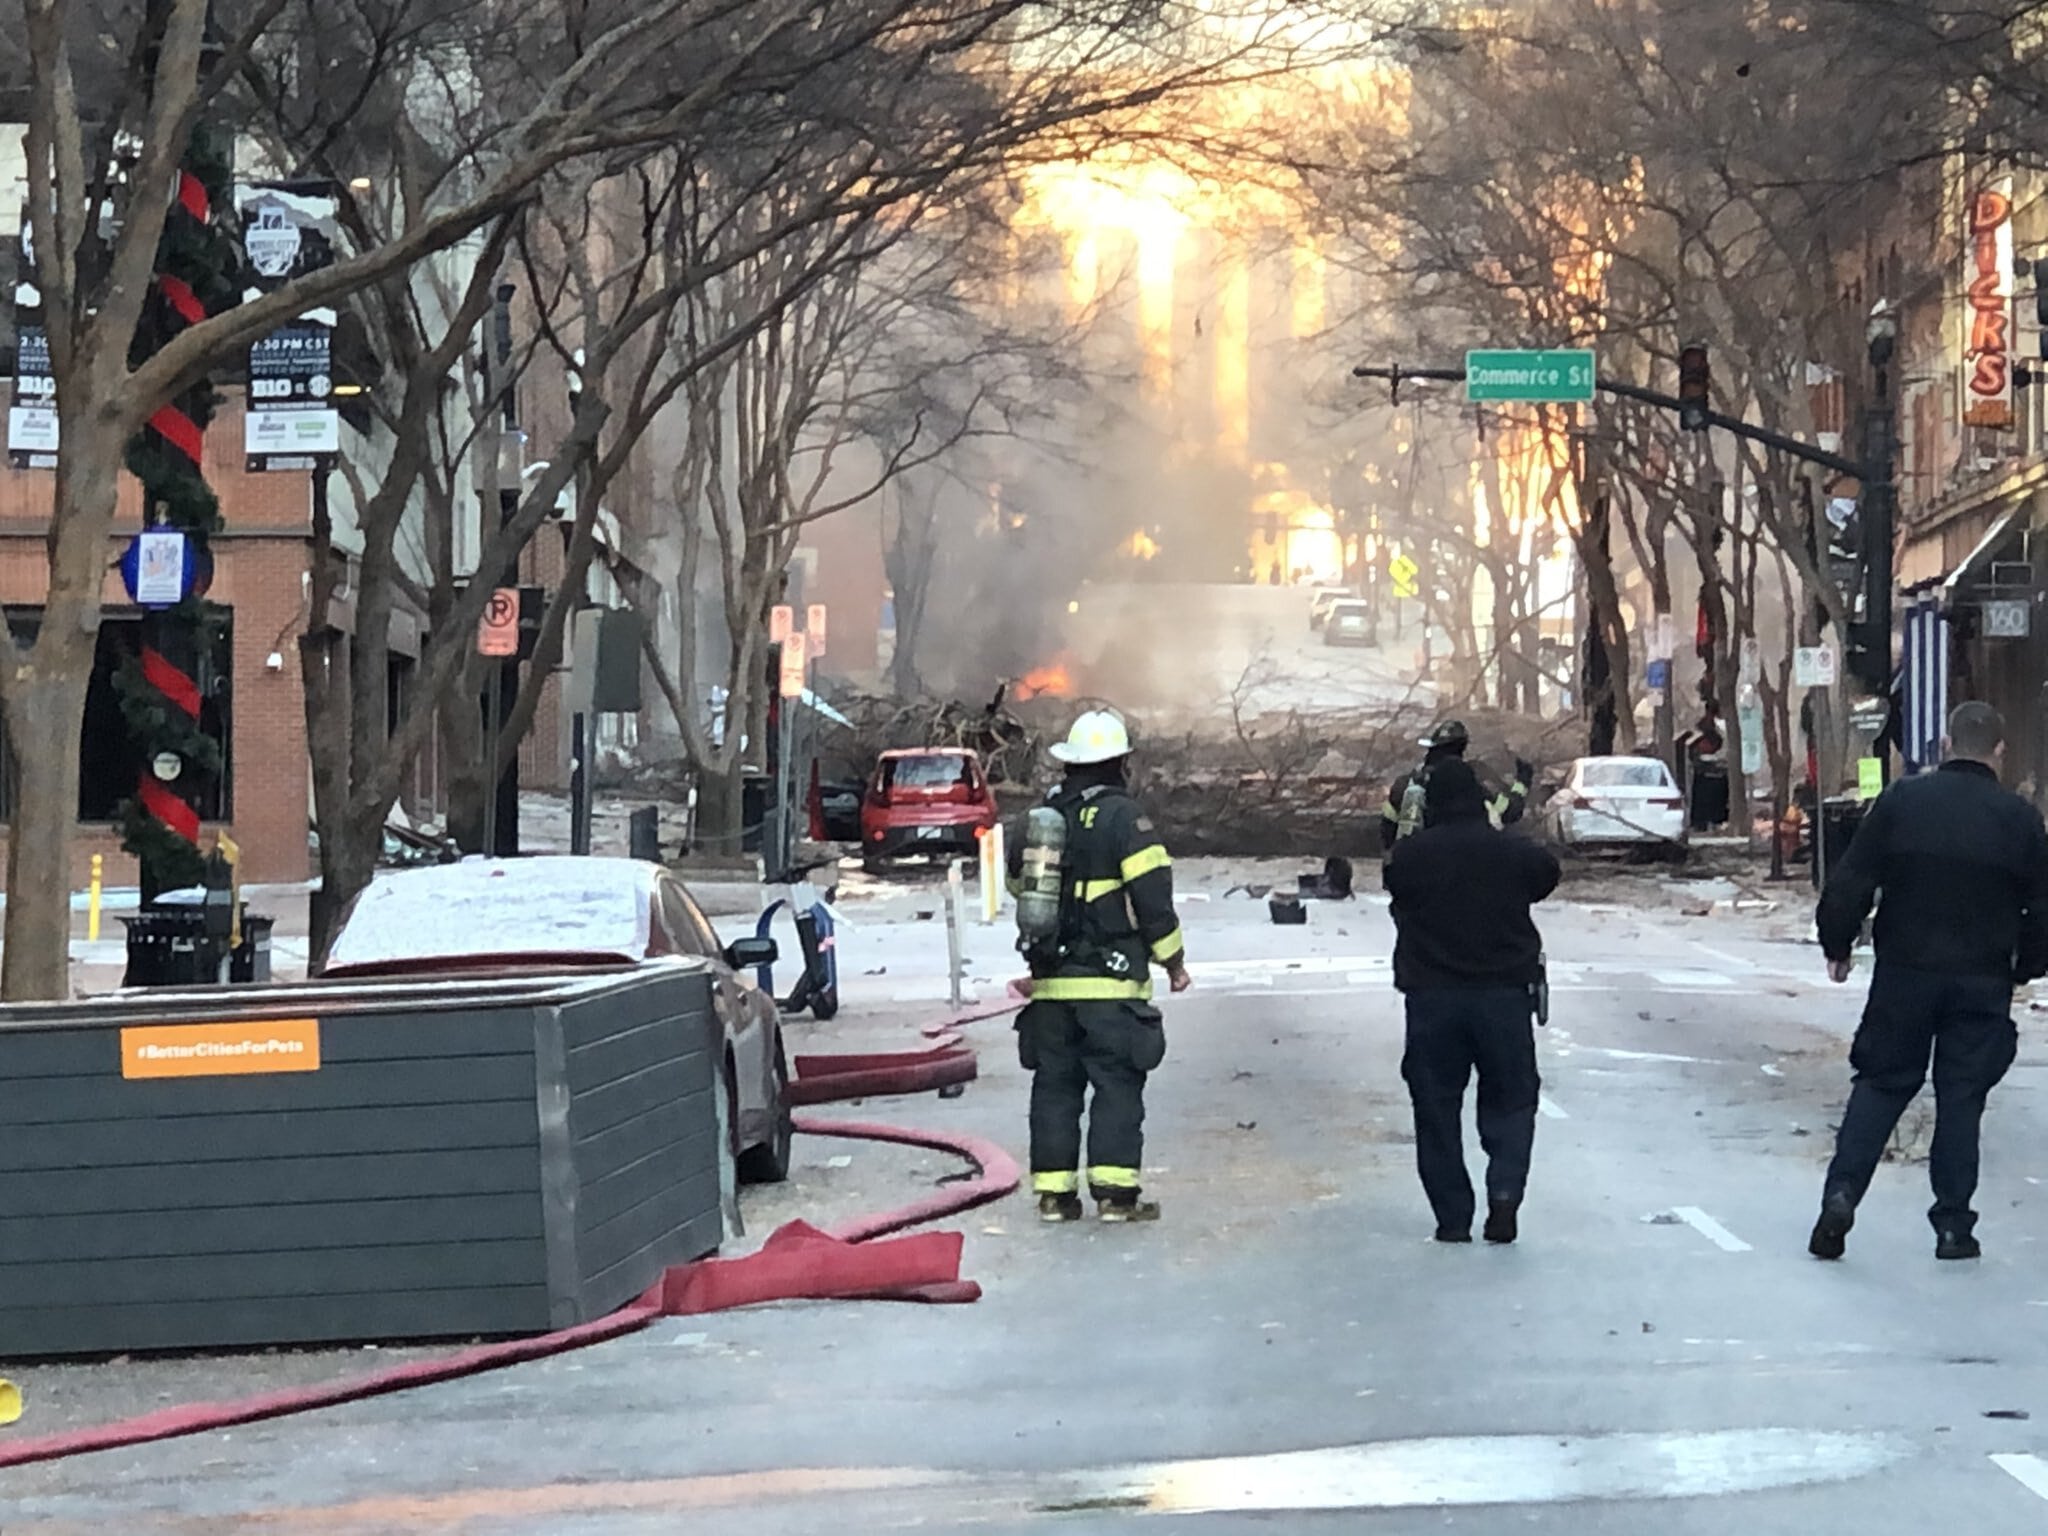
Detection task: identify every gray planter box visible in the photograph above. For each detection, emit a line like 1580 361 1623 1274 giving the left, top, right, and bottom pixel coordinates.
0 961 722 1358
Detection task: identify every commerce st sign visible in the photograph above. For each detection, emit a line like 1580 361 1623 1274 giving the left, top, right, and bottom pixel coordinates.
1465 349 1596 404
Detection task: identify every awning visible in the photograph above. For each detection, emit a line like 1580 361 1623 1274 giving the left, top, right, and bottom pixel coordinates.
1941 508 2024 604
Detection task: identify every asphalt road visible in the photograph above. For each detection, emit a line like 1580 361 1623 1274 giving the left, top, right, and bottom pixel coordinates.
9 887 2048 1532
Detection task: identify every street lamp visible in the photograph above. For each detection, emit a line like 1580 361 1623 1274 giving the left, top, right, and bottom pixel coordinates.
1866 299 1898 399
1854 299 1899 759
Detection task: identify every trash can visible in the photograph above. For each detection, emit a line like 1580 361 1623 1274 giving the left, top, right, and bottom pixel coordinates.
122 907 274 987
1812 798 1870 891
1689 764 1730 830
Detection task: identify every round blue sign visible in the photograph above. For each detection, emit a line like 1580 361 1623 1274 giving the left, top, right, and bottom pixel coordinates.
118 530 213 608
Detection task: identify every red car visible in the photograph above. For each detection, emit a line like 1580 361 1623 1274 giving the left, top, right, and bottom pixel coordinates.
860 748 999 872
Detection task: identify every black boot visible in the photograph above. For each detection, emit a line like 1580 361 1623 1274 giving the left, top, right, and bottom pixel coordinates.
1808 1189 1856 1260
1483 1199 1520 1245
1434 1224 1472 1244
1935 1228 1982 1261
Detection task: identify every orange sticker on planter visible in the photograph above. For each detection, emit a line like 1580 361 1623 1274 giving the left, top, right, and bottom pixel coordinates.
121 1020 321 1079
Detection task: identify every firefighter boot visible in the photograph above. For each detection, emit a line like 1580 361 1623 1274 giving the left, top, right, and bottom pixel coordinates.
1038 1191 1083 1223
1095 1189 1161 1223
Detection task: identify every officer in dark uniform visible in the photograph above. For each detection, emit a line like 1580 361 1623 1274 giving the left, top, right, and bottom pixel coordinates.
1385 758 1560 1243
1810 702 2048 1261
1011 709 1191 1223
1380 719 1534 852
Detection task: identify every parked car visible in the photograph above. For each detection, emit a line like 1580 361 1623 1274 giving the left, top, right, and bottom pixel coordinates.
322 856 792 1182
1322 599 1376 646
1308 586 1359 630
1545 755 1687 857
860 747 999 873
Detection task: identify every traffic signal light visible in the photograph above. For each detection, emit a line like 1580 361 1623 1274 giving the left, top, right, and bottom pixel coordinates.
1677 341 1710 431
1846 616 1888 693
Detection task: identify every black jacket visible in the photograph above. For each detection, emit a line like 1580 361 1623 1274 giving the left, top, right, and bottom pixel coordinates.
1384 816 1560 991
1817 759 2048 981
1006 779 1183 1001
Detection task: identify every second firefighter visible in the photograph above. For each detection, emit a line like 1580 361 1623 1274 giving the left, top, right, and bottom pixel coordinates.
1011 709 1190 1224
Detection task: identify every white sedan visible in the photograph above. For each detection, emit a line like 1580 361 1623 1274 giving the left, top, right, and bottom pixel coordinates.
1546 756 1687 855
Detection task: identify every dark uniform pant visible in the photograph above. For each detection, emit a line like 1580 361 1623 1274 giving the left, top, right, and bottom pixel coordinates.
1824 963 2018 1233
1020 998 1165 1196
1401 988 1539 1231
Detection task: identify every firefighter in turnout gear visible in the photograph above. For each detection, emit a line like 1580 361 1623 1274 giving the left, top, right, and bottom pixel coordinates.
1009 709 1191 1223
1380 719 1535 853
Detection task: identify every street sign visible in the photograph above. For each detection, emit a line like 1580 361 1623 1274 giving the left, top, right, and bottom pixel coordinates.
1984 598 2030 638
1464 349 1595 404
779 631 807 698
807 603 828 658
1849 698 1890 733
1858 757 1884 800
1389 552 1420 599
1793 644 1838 688
1645 658 1671 692
477 587 520 657
770 604 794 644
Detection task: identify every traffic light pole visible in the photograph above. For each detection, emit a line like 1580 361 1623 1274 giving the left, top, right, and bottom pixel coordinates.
1351 365 1869 481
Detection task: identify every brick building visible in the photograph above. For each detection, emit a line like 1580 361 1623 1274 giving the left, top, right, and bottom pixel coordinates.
0 394 314 890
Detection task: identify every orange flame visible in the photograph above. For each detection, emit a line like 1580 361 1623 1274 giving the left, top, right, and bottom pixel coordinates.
1013 656 1076 701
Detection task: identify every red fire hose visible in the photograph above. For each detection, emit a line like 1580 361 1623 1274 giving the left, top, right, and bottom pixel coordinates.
0 1001 1024 1472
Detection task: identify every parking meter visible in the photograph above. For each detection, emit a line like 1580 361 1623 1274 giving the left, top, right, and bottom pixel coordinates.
202 849 235 943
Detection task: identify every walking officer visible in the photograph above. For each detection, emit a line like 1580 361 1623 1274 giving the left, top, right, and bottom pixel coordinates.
1810 702 2048 1261
1384 758 1560 1243
1010 708 1191 1223
1381 719 1535 852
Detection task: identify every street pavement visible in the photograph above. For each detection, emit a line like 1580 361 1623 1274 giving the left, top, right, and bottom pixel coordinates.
9 868 2048 1532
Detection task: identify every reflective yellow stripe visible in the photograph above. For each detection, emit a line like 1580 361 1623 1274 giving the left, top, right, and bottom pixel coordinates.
1033 975 1152 1001
1508 780 1529 797
1121 844 1171 882
1488 792 1510 815
1076 878 1124 903
1033 1170 1079 1194
1150 927 1184 963
1088 1166 1141 1189
1381 800 1401 820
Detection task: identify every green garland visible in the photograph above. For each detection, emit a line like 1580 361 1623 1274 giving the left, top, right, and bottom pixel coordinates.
118 114 240 886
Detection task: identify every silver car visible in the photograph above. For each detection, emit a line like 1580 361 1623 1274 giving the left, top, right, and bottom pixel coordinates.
323 855 792 1182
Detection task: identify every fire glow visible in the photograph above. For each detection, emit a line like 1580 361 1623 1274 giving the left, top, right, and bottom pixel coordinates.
1013 657 1076 701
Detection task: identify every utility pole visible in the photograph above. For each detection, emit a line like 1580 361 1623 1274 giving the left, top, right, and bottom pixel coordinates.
487 281 524 856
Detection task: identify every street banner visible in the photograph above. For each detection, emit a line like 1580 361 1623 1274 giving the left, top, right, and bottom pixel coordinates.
8 200 56 468
770 604 794 644
1964 176 2016 430
235 182 341 470
807 603 828 658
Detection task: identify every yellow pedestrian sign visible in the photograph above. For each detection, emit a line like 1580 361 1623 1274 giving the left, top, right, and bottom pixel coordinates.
1389 552 1420 600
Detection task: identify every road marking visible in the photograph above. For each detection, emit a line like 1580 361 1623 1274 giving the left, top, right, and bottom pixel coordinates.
1691 943 1758 970
1592 1047 1717 1065
1538 1095 1569 1120
1992 1453 2048 1502
1652 969 1734 988
1054 1429 1905 1512
1671 1206 1752 1253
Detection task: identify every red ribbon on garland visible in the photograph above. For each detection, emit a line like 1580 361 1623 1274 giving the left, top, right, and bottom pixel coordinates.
138 775 202 844
140 645 202 719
